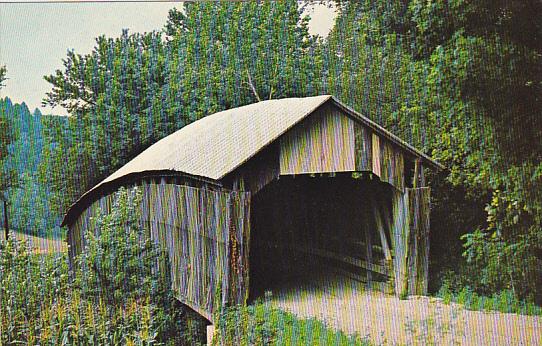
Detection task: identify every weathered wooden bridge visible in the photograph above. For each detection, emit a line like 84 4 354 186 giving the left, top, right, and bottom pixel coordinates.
62 95 442 326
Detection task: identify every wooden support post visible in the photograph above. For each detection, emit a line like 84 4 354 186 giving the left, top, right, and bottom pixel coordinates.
363 204 373 283
207 324 215 345
376 196 396 293
3 199 9 240
413 159 424 188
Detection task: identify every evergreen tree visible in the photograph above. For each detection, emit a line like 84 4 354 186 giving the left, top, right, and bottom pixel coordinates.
0 69 18 238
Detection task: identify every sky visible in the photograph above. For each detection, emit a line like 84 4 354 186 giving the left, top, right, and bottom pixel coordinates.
0 2 336 115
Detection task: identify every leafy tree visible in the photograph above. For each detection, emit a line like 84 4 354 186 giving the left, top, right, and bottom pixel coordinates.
41 0 319 216
39 0 541 302
41 31 168 215
0 66 6 88
325 0 542 301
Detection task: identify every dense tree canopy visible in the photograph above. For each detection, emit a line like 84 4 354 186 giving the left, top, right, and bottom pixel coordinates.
322 0 542 301
0 0 532 303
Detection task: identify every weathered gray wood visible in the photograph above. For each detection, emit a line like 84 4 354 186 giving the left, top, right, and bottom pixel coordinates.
331 237 385 255
68 181 250 324
390 187 431 298
407 187 430 295
412 159 425 188
371 198 392 261
391 190 409 297
324 265 393 294
354 123 372 171
279 105 356 175
372 134 381 177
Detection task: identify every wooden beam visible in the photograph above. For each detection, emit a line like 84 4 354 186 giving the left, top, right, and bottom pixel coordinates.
268 243 389 276
419 164 426 187
372 198 392 261
323 265 393 294
338 238 385 255
207 325 215 345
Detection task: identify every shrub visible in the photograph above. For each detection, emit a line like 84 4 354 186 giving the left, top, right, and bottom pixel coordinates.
436 284 542 316
0 187 202 345
74 187 167 306
213 302 370 346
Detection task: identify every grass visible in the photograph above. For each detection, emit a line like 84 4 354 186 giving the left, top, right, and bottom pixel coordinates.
0 244 208 345
437 285 542 316
213 301 371 346
0 230 67 253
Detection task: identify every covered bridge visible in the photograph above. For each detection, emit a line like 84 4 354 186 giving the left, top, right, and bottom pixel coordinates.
62 95 443 323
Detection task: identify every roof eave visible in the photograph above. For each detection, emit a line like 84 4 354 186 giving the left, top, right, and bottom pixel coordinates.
61 170 221 227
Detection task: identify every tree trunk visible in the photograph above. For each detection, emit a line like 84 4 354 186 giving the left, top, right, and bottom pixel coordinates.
3 199 9 240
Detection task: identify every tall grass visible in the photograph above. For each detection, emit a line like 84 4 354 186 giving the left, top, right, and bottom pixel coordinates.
0 187 204 345
213 302 371 346
437 283 542 316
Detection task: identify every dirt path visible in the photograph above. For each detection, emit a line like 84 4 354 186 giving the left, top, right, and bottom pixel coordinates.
266 275 541 345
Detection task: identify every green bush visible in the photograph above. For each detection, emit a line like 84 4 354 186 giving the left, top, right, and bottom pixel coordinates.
74 187 167 306
436 284 542 316
0 187 202 345
213 302 371 346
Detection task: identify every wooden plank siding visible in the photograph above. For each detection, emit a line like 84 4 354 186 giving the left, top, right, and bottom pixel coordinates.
279 105 356 175
391 187 431 297
372 133 381 177
279 105 405 192
406 187 430 295
225 144 280 196
67 180 250 323
354 123 372 171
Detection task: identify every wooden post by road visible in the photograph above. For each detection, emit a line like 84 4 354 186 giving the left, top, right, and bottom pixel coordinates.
3 199 8 240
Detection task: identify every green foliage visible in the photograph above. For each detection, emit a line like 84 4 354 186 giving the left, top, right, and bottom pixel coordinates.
214 302 370 345
75 187 163 304
33 0 542 307
325 0 542 303
437 284 542 316
0 98 61 235
0 69 18 204
0 65 6 89
41 30 168 216
0 187 202 345
40 0 320 219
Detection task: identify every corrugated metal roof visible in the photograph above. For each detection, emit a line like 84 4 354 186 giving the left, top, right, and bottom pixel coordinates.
62 95 443 226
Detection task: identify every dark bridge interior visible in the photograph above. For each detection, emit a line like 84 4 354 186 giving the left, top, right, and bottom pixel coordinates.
248 173 393 301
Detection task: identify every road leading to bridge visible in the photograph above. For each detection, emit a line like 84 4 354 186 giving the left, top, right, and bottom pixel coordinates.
263 274 541 345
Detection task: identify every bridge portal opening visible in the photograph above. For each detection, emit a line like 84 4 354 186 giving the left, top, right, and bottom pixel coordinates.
248 173 393 301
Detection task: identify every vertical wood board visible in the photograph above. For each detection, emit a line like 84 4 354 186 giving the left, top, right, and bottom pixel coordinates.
67 181 250 323
279 105 356 175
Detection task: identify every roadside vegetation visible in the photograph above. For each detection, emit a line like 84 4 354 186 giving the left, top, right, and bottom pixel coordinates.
1 0 541 343
437 283 542 316
214 302 370 346
1 187 369 345
0 188 204 345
